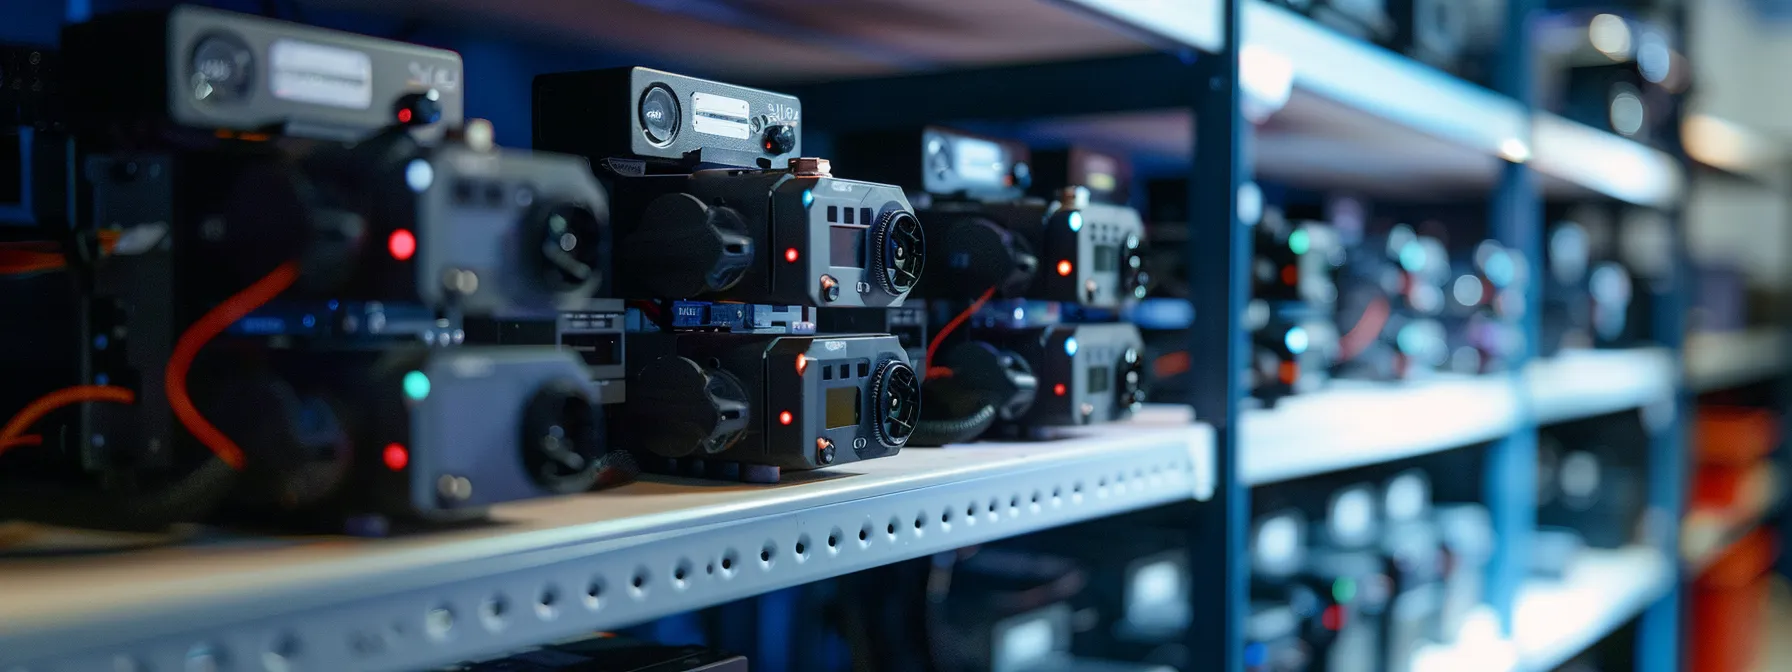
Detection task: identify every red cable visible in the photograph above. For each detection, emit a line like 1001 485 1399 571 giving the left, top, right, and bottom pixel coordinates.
1338 295 1390 362
0 387 135 453
165 261 301 470
925 287 997 380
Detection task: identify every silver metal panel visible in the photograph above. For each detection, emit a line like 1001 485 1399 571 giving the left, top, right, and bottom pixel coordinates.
0 412 1213 672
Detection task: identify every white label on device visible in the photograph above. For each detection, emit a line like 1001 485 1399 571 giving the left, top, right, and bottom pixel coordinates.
691 91 750 139
269 39 373 110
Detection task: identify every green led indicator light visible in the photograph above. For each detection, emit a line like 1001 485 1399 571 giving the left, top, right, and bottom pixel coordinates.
1288 229 1310 255
1332 577 1357 604
403 370 431 401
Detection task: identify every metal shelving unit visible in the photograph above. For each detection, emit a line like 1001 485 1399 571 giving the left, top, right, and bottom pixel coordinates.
0 0 1743 670
0 415 1213 671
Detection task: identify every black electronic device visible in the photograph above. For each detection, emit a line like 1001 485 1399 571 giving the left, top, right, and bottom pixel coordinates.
1029 145 1133 206
1386 0 1505 82
534 67 801 171
618 332 916 479
1536 11 1687 147
839 126 1148 309
1377 470 1444 672
91 129 610 319
972 322 1144 431
1332 225 1451 381
1537 418 1650 549
1 44 67 228
817 305 927 361
605 159 924 308
441 636 748 671
1440 240 1527 373
62 5 462 142
463 300 628 400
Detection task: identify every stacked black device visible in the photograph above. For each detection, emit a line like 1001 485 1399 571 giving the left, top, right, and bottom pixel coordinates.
534 68 923 482
833 127 1148 444
1248 207 1343 405
1 6 634 532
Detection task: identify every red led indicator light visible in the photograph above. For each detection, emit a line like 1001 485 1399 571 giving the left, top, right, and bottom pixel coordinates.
397 108 414 124
388 229 418 261
1053 383 1067 396
1281 265 1298 286
1322 605 1345 631
785 247 800 263
1056 260 1073 277
779 410 794 425
796 356 809 375
383 442 409 471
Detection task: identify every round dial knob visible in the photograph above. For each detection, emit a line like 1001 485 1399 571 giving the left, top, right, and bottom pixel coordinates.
1120 232 1149 300
870 209 926 297
525 200 606 295
1116 346 1145 413
520 380 605 494
761 123 796 155
869 359 922 450
190 32 254 103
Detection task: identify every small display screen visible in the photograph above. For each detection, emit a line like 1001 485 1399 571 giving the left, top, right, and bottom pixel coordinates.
831 226 868 268
825 386 861 430
953 137 1007 187
1088 366 1111 394
1094 244 1119 272
269 39 373 110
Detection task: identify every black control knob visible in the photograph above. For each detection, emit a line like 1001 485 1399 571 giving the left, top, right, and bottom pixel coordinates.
869 360 921 450
1120 232 1149 300
189 32 254 103
520 380 605 494
761 123 796 155
627 357 750 458
941 341 1038 421
393 90 444 127
623 193 754 298
870 209 926 297
1116 346 1145 413
525 201 606 295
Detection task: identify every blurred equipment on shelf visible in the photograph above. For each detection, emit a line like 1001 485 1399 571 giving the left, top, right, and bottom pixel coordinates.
1332 224 1451 382
0 7 651 532
617 332 917 480
1540 218 1636 356
1534 9 1690 147
1441 239 1529 374
1249 207 1342 404
534 67 801 172
1690 528 1779 672
1537 414 1652 550
538 68 923 310
1 43 66 229
835 126 1148 309
439 634 748 671
1028 145 1134 207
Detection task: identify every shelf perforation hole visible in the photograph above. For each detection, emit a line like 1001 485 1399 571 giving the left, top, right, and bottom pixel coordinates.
630 568 651 598
479 594 509 632
1051 486 1062 506
828 527 843 554
987 498 1000 516
721 551 738 578
584 577 606 610
760 542 777 568
673 560 693 589
264 634 302 670
425 604 455 641
887 518 900 538
794 534 811 561
535 586 560 621
859 523 874 547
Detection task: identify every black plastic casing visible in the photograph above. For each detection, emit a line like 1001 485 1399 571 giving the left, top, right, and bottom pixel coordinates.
534 67 801 169
609 168 920 308
981 322 1144 429
918 198 1145 308
62 5 463 142
198 346 607 523
623 332 914 471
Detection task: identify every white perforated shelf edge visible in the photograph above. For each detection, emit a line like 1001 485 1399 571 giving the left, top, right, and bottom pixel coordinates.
0 408 1212 672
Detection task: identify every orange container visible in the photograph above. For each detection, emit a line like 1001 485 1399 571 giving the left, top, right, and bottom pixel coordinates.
1696 406 1779 466
1691 528 1779 672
